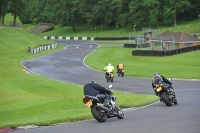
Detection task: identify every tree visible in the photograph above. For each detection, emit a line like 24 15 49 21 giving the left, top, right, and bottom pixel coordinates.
2 0 197 32
91 0 110 31
19 0 36 24
141 0 161 29
21 0 40 24
105 0 123 29
78 0 96 27
117 0 130 28
183 0 200 20
56 0 85 32
0 0 10 24
8 0 24 26
128 0 149 31
163 0 190 26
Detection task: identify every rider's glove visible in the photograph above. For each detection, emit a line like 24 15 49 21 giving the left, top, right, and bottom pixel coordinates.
107 90 111 94
160 84 166 89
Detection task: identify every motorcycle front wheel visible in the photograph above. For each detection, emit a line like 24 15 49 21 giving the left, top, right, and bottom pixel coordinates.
161 92 172 106
91 104 107 122
106 77 109 82
116 105 124 119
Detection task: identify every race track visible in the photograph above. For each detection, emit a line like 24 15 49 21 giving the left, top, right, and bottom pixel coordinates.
19 40 200 133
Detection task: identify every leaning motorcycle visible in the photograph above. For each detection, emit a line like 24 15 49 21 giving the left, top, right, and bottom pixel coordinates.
82 84 124 122
155 83 178 106
117 69 124 77
106 72 114 82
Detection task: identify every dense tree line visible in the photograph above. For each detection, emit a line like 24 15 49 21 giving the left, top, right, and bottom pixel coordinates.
0 0 199 32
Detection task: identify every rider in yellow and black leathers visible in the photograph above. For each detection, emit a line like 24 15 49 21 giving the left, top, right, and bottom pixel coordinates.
104 63 114 78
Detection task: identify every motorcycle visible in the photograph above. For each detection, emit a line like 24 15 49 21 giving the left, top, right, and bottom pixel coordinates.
82 84 124 122
117 69 124 77
106 72 114 82
155 83 178 106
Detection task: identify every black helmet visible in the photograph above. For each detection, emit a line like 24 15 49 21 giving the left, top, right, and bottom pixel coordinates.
89 80 96 84
154 72 160 76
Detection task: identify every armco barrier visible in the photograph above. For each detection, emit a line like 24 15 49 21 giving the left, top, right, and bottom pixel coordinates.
132 45 200 56
28 43 57 54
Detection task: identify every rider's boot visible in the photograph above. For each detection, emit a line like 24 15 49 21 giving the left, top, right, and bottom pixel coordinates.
154 90 159 96
157 94 162 102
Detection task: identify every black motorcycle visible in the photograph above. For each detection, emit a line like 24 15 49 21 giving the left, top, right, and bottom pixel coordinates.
106 72 114 82
82 84 124 122
117 69 124 77
154 83 178 106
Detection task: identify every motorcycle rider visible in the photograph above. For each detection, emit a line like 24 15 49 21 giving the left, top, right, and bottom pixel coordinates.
104 63 114 78
152 72 177 103
116 62 124 73
152 72 174 96
83 80 111 108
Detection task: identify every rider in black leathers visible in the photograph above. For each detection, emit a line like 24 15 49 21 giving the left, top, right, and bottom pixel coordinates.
152 72 173 95
83 80 111 107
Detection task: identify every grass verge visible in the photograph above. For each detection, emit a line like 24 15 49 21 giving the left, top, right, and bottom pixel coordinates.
0 27 158 128
85 44 200 79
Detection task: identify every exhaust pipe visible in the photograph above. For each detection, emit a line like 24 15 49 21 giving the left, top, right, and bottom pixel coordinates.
97 103 109 112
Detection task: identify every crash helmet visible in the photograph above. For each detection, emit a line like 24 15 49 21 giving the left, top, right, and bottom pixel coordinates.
154 72 160 77
89 80 96 84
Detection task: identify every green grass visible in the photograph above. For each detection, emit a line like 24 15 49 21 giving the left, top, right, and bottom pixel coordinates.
0 27 158 128
85 45 200 79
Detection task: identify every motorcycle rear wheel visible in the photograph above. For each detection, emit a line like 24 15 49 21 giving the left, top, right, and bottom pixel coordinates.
110 77 113 82
91 104 107 122
161 92 172 106
122 72 124 77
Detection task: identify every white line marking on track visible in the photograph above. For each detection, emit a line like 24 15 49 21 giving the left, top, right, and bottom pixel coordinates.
175 88 200 91
123 101 159 113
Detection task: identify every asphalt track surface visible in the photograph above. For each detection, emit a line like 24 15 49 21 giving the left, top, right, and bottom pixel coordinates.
19 40 200 133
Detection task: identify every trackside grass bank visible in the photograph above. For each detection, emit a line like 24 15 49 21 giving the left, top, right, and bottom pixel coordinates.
0 27 158 128
85 44 200 79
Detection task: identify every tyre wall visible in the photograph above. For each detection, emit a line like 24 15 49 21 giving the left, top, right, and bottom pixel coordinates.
43 36 94 40
124 43 149 48
131 45 200 56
